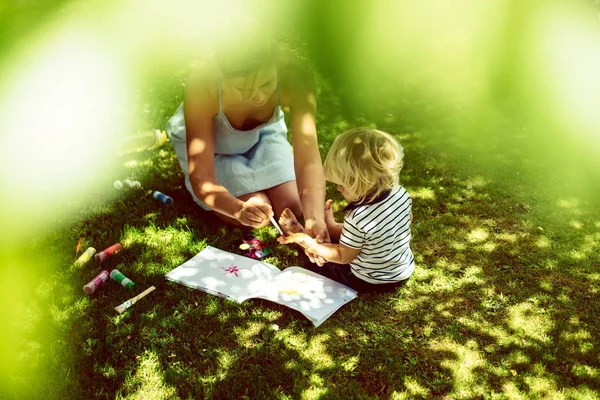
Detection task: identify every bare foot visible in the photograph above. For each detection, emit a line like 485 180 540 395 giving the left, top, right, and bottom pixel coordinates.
279 208 306 235
324 199 337 228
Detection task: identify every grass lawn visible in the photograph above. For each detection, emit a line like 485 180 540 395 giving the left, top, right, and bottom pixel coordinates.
3 62 600 399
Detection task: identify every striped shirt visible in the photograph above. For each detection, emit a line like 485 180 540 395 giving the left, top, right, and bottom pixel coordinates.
339 186 414 284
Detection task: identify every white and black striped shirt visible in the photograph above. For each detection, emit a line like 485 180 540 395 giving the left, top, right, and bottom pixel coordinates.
340 186 414 284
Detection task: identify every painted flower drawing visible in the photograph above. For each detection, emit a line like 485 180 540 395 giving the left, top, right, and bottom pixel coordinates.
222 264 241 277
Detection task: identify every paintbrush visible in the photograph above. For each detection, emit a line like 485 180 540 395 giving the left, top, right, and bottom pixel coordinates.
114 286 156 313
75 237 82 259
269 215 286 238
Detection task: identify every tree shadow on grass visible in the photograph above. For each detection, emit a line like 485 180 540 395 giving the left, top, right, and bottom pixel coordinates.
10 57 600 399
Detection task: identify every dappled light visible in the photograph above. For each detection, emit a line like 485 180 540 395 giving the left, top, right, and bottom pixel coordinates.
2 1 600 398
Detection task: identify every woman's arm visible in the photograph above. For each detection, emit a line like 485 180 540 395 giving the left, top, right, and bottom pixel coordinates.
184 67 272 227
278 233 360 264
280 59 328 243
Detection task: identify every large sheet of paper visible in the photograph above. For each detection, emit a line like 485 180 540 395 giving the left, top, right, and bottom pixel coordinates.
165 246 358 326
165 246 280 302
238 267 358 327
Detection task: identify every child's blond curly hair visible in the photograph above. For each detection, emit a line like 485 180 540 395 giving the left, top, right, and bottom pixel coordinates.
324 128 404 203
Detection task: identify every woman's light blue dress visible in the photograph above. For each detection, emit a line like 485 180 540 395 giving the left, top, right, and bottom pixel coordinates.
165 81 296 210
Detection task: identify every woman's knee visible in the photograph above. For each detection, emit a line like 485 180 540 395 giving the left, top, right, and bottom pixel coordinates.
266 182 302 218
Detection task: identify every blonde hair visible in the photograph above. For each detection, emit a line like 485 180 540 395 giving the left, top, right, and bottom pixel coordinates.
324 128 404 203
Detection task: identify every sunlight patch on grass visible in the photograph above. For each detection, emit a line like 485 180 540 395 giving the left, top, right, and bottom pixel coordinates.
539 279 553 292
460 265 485 285
234 321 266 348
280 332 334 370
435 258 462 272
523 375 560 399
50 297 88 325
562 329 594 354
495 233 518 243
505 349 530 365
457 316 513 347
398 377 430 398
569 250 586 261
112 310 132 326
506 302 553 344
301 374 328 399
430 338 486 397
216 349 237 373
284 360 298 370
119 350 176 400
340 356 359 372
555 199 584 217
467 228 489 243
122 225 193 251
334 328 349 338
450 241 467 251
480 242 497 252
561 328 591 341
536 236 551 248
571 364 599 379
411 187 436 200
302 335 335 370
95 362 117 379
569 220 583 229
429 273 457 292
465 176 489 188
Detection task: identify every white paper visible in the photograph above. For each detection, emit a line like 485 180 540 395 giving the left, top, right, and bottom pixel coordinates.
165 246 280 302
165 247 358 326
240 267 358 327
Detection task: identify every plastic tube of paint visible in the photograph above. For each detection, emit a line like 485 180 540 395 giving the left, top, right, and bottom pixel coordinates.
118 129 168 155
110 269 135 290
74 247 96 267
95 243 123 263
152 190 173 206
83 270 110 295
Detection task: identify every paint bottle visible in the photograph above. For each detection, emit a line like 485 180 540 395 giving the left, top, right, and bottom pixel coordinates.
152 190 173 206
74 247 96 267
118 129 168 155
110 269 135 290
83 270 110 295
95 243 123 263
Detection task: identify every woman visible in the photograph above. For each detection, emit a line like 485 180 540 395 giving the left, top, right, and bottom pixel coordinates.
166 35 329 250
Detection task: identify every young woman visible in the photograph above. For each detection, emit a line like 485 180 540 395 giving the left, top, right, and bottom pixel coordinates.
165 34 329 255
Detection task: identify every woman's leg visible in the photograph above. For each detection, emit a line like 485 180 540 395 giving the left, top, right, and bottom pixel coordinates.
265 180 302 220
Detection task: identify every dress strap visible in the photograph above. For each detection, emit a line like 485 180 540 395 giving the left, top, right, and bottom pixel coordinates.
217 76 223 113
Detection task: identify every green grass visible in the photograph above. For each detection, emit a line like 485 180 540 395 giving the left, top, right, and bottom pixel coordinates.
4 64 600 400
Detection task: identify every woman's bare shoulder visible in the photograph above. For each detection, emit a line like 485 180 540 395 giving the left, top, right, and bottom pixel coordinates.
277 51 316 106
185 59 220 115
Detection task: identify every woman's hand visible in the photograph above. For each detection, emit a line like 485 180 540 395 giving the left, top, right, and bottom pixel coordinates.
235 198 273 228
304 218 330 266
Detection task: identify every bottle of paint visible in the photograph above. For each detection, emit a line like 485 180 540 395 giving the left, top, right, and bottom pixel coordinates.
95 243 123 263
118 129 168 155
74 247 96 267
110 269 135 290
83 270 110 295
151 190 173 206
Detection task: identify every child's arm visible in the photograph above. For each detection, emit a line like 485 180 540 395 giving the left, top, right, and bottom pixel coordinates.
326 222 343 241
278 233 360 265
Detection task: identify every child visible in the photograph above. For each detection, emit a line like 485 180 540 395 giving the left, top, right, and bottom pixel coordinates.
278 128 414 292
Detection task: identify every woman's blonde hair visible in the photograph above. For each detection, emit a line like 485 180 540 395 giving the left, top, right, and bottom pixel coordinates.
324 128 404 203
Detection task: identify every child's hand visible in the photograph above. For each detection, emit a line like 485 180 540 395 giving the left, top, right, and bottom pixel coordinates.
277 232 316 251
